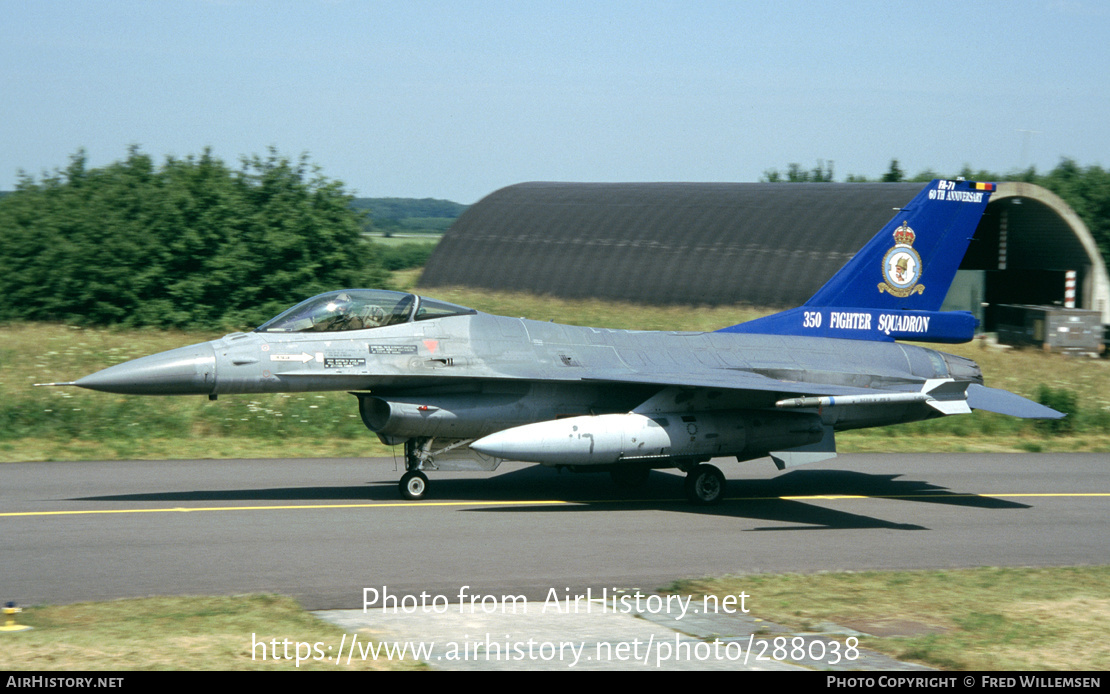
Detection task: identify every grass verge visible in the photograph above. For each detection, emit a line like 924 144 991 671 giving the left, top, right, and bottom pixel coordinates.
672 566 1110 670
4 567 1106 670
0 594 420 670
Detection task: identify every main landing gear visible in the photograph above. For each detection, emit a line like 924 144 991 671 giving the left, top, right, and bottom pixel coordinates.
610 460 728 505
683 463 726 506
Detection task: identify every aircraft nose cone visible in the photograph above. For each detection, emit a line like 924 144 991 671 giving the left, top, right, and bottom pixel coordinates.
75 342 217 395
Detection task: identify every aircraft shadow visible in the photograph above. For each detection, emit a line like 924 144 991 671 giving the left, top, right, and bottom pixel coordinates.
78 485 405 503
74 465 1028 531
455 467 1030 530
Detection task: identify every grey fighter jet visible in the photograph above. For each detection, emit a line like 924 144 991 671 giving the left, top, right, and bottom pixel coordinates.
56 179 1062 504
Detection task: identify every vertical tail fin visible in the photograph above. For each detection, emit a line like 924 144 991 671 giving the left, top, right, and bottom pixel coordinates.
720 179 995 343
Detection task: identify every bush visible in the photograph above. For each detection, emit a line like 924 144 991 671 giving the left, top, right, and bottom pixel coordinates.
0 148 389 331
1035 385 1078 434
376 241 437 271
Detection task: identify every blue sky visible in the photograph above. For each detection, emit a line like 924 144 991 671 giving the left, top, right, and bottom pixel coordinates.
2 0 1107 203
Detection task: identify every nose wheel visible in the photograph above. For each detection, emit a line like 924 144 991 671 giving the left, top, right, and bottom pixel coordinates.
684 464 725 505
399 470 429 500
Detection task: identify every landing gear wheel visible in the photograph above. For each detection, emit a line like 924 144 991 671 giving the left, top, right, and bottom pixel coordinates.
684 464 725 505
610 465 651 489
399 470 428 500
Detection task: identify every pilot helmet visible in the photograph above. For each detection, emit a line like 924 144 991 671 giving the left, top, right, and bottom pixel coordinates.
325 292 353 314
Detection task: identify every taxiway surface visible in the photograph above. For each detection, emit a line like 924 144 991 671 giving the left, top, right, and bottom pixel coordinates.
2 453 1106 609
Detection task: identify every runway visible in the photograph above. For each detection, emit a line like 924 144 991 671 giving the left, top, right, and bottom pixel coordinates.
2 453 1107 610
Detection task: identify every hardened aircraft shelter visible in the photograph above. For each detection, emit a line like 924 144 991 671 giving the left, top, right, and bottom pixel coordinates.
420 181 1109 329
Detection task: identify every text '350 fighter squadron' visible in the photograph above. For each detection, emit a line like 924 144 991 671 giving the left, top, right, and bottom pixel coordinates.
49 180 1062 504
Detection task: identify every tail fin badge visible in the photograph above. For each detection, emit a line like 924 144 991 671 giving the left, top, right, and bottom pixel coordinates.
878 221 925 297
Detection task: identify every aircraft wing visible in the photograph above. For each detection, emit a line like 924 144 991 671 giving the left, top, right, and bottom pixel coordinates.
579 369 1062 419
578 368 879 398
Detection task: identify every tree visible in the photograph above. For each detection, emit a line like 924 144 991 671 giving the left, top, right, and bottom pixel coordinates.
1036 159 1110 263
761 160 834 182
0 148 389 329
881 159 905 182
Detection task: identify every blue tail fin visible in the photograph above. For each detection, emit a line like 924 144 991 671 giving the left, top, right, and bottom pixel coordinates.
720 179 995 343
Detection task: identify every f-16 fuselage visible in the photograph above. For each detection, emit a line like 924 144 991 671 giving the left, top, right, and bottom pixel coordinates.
56 180 1063 504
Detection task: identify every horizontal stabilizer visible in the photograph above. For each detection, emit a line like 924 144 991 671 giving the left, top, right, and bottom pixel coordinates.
965 384 1064 419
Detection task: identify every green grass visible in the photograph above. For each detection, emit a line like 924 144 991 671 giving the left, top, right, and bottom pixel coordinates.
672 566 1110 670
0 595 419 670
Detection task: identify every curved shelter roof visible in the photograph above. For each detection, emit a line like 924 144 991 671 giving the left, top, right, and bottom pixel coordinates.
420 181 1109 322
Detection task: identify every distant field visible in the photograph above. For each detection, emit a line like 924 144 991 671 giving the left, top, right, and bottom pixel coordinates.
2 287 1107 463
365 232 443 246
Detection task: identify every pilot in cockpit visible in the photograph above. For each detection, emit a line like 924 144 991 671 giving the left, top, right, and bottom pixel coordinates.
311 293 364 332
311 292 393 331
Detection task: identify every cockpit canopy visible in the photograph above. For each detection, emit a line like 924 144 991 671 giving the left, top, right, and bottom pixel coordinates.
255 289 476 333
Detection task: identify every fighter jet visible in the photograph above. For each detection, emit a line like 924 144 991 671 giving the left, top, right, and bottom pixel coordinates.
55 179 1062 504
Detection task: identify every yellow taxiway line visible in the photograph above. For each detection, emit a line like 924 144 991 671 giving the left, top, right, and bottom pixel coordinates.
0 500 571 517
1 492 1106 518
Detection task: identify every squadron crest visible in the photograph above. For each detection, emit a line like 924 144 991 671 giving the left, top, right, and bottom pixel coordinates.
878 221 925 297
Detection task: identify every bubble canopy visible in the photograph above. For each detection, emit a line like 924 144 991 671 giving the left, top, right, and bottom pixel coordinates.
254 289 476 333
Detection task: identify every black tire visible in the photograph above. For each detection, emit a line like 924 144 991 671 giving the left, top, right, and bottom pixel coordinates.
399 470 428 500
684 464 725 505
